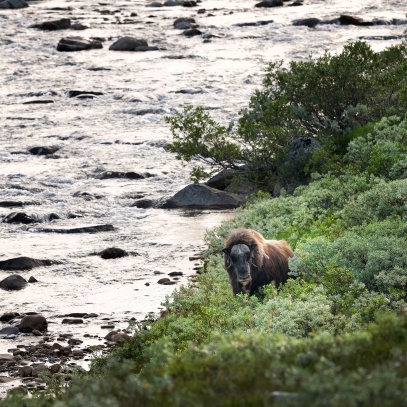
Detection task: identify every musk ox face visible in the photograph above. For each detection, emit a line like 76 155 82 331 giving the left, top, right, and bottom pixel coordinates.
223 243 257 283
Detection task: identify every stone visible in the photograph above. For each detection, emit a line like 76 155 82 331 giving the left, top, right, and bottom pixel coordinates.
0 257 55 270
50 364 61 374
110 332 130 343
292 18 322 27
29 146 59 155
235 20 274 27
97 171 153 180
18 366 33 377
109 37 148 51
32 364 49 377
0 275 27 291
57 37 103 52
19 315 48 333
67 90 104 98
183 28 202 37
62 318 83 324
339 15 373 26
0 354 15 362
100 247 128 259
28 276 38 283
205 169 236 190
255 0 283 7
168 271 183 276
3 212 35 224
160 184 243 209
164 0 181 5
182 1 197 6
31 18 71 30
157 278 171 284
32 329 42 336
36 224 114 233
0 326 19 336
0 312 18 322
173 17 196 29
0 0 28 9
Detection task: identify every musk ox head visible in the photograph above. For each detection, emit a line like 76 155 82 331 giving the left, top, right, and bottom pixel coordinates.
222 243 257 284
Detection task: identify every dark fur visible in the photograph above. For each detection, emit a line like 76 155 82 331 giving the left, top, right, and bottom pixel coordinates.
222 229 294 295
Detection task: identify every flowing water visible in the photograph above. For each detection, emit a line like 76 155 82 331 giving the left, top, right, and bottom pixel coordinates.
0 0 405 359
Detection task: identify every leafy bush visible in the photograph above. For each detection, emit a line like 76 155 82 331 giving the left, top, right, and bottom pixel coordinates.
166 42 407 187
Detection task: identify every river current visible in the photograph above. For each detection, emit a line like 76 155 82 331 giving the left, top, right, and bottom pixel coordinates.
0 0 405 355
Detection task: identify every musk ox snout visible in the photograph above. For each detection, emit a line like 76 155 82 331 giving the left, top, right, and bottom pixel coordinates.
223 243 253 282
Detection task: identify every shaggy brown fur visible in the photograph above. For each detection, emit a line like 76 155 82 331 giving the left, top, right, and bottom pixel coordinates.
222 228 294 295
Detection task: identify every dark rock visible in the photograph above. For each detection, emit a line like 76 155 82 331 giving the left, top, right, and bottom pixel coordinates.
130 198 156 209
32 364 49 377
173 17 196 29
339 15 373 26
50 364 61 374
57 37 103 52
0 275 27 291
109 37 148 51
0 354 15 362
292 18 321 27
32 329 42 336
48 213 60 221
183 28 202 37
31 18 71 30
67 90 104 98
29 146 59 155
235 20 274 27
3 212 35 224
28 276 38 283
100 247 128 259
22 99 54 104
62 318 83 324
0 326 20 336
255 0 283 7
157 278 171 284
73 191 101 200
0 257 56 270
0 201 25 208
147 1 163 6
19 314 48 333
160 184 243 209
36 224 114 233
18 366 33 377
0 312 18 322
164 0 181 5
110 332 130 343
182 1 197 6
168 271 183 276
97 171 153 180
66 313 88 318
0 0 28 9
71 23 88 30
205 169 236 190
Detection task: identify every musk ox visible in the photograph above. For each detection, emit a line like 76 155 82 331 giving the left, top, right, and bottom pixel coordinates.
222 228 294 295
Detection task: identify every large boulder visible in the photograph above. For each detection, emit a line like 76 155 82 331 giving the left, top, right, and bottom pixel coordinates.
57 37 103 52
0 275 27 290
19 314 48 333
100 247 127 259
0 0 28 9
160 184 243 209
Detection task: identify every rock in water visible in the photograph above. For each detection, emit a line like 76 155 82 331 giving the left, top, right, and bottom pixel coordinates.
3 212 35 224
57 37 103 52
19 314 48 332
0 257 55 270
161 184 243 209
0 275 27 290
255 0 283 7
0 0 28 9
100 247 127 259
31 18 71 30
109 37 147 51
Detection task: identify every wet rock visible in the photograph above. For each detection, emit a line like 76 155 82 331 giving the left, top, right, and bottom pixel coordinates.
73 191 101 200
157 278 171 284
164 0 181 5
19 315 48 333
0 257 56 270
173 17 196 29
67 90 104 98
62 318 84 324
109 37 152 51
0 275 27 291
28 276 38 283
0 312 18 322
0 326 19 336
339 15 373 26
23 99 54 104
255 0 283 7
97 171 153 180
130 198 156 209
66 313 88 318
147 1 163 6
71 23 88 30
292 17 322 27
168 271 183 276
3 212 35 224
57 37 103 52
0 201 33 208
18 366 33 377
36 224 114 233
235 20 274 27
31 18 71 30
100 247 128 259
160 184 243 209
48 213 60 221
29 146 60 155
182 1 197 6
183 28 202 37
0 0 28 9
